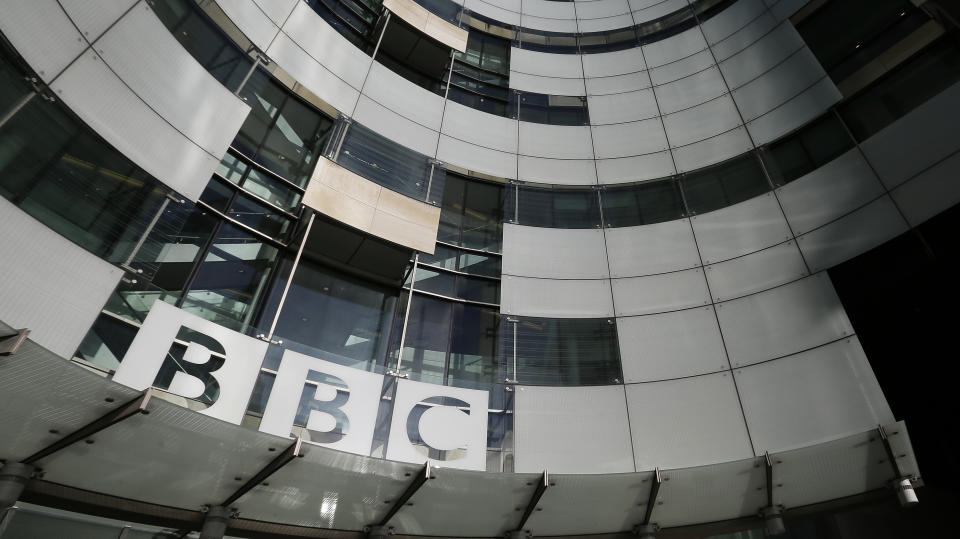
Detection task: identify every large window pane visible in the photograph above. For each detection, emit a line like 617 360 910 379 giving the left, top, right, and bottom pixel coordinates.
763 113 855 186
397 295 452 384
448 304 502 388
601 179 684 227
510 317 621 386
517 186 601 228
681 154 769 215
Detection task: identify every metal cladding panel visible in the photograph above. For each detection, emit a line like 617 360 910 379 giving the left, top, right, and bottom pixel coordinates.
500 275 615 318
353 95 439 157
0 198 123 359
509 71 587 96
691 193 792 264
578 14 635 33
891 150 960 226
97 3 251 157
711 10 778 61
575 0 631 19
705 240 808 302
776 149 886 236
611 267 711 316
465 0 521 26
769 0 808 21
715 273 854 368
51 50 221 201
663 94 743 147
605 219 700 277
59 0 139 42
524 0 576 18
625 372 755 470
618 306 728 383
483 0 521 11
441 100 518 153
734 338 895 454
517 156 598 185
718 22 805 89
215 0 281 50
860 81 960 189
282 0 372 89
591 118 670 158
642 26 708 68
582 48 647 78
654 67 728 115
254 0 300 25
588 89 659 125
632 0 689 24
265 32 360 115
586 71 652 95
0 0 87 83
731 47 827 122
746 76 841 144
519 123 595 159
510 47 585 79
671 125 753 172
797 195 909 273
503 225 610 279
596 151 677 184
524 472 655 536
514 385 635 474
656 458 767 527
701 0 767 44
436 135 518 179
520 14 579 33
649 49 715 85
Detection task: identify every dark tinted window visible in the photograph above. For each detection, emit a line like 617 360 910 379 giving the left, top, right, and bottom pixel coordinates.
509 317 621 386
681 154 769 214
601 179 684 227
763 113 854 186
514 186 601 228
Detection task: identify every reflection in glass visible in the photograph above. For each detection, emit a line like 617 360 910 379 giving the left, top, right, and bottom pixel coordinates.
509 317 622 386
601 179 684 227
448 304 502 388
516 186 601 229
681 154 769 215
762 113 854 186
397 295 452 384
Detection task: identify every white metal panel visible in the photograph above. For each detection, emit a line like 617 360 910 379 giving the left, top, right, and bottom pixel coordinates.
611 267 711 316
582 47 647 78
510 71 586 95
353 95 439 157
576 0 631 19
591 118 669 158
265 32 360 113
578 14 635 33
363 62 444 130
253 0 299 25
524 0 576 18
60 0 138 42
776 149 886 235
518 123 595 159
631 0 688 24
520 14 579 32
517 156 598 185
440 100 518 153
891 150 960 226
503 225 610 279
280 0 370 88
671 125 753 172
648 49 715 85
712 10 778 61
735 338 894 454
214 0 281 50
642 26 708 68
663 94 742 147
0 0 87 83
718 22 804 89
436 135 518 179
586 71 652 95
625 372 755 470
654 66 728 115
618 306 728 383
605 219 700 277
596 151 676 184
860 81 960 189
691 193 792 264
715 273 854 368
705 240 807 302
514 385 635 473
51 50 221 201
797 196 909 272
501 276 615 318
510 47 585 78
701 0 767 44
588 89 659 124
464 0 522 25
477 0 521 11
746 76 841 144
0 198 124 359
731 47 826 121
96 3 251 158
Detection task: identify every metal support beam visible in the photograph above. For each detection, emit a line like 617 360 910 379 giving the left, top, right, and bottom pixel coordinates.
759 453 786 536
377 462 432 527
513 471 549 533
221 437 302 506
0 463 34 511
199 505 232 539
878 425 918 506
0 329 29 356
367 524 393 539
0 507 17 536
642 468 661 526
21 389 153 465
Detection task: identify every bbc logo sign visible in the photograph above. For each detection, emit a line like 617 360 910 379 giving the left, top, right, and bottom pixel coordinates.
113 301 488 471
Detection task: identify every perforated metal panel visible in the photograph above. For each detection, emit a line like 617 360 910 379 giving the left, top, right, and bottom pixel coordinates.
605 219 700 277
618 306 728 383
503 225 610 279
691 193 792 264
705 240 808 302
501 276 615 318
612 268 711 316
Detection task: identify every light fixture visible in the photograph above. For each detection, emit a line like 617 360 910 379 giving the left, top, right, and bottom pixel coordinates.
760 505 786 536
895 477 919 507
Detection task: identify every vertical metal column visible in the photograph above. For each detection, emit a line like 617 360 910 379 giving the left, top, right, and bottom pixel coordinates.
391 253 419 377
265 212 317 341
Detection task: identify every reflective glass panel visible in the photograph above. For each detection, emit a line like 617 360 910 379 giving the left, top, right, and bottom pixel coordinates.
681 154 769 215
517 186 601 228
509 317 621 386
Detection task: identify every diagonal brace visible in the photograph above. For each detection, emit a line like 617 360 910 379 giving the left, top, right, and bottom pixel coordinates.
221 437 302 506
514 471 549 532
378 462 432 527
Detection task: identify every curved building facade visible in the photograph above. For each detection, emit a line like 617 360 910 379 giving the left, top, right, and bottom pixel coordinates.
0 0 958 537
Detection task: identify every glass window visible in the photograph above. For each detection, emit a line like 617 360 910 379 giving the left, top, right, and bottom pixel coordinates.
397 295 452 384
763 113 854 186
518 92 589 126
517 186 601 228
419 244 459 271
438 173 504 252
458 251 501 277
681 154 769 215
601 179 684 227
225 191 293 239
448 304 502 388
410 266 457 297
457 275 500 304
509 317 621 386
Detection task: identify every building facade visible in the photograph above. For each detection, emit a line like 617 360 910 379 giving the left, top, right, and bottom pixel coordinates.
0 0 958 537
